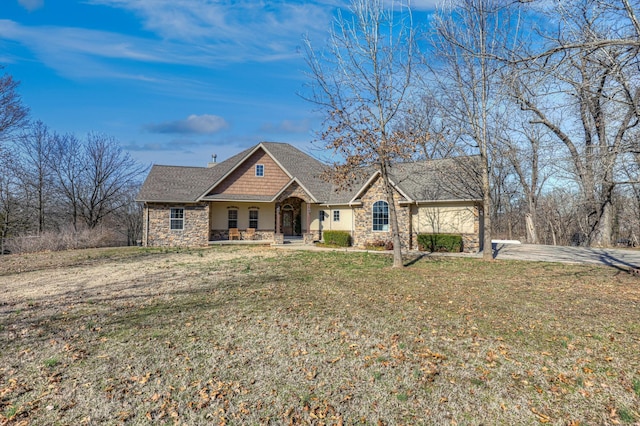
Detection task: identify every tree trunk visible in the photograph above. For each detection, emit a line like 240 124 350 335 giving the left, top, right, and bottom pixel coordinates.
525 213 538 244
382 165 404 268
589 200 614 247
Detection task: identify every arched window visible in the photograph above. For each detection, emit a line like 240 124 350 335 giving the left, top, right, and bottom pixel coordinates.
372 201 389 231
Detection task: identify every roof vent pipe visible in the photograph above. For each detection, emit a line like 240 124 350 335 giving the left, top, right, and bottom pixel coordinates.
207 153 217 168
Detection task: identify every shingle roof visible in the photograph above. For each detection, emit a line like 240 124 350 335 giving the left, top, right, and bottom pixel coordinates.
389 156 483 201
135 165 219 202
136 142 482 203
135 146 253 202
259 142 332 201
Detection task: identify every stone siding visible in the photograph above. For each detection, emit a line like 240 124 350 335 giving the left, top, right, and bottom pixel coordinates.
304 231 320 243
352 176 412 249
145 203 209 247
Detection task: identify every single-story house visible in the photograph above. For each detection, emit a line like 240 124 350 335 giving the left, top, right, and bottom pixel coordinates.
136 141 484 252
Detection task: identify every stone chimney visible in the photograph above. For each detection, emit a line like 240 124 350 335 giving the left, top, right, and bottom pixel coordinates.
207 153 217 168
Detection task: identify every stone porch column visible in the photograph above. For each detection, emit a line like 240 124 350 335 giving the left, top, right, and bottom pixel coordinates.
306 203 311 234
276 203 281 234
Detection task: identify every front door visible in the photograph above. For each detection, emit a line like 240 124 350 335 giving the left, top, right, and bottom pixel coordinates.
282 210 294 236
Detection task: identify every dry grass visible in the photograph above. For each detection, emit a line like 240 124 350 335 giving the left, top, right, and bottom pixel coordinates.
1 246 639 425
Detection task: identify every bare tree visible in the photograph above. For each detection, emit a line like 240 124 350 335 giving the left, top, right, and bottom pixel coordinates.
49 132 147 231
13 121 56 234
50 133 84 231
428 0 518 259
511 0 640 246
116 186 144 246
0 150 23 253
303 0 418 267
494 111 553 244
76 133 148 229
0 69 28 142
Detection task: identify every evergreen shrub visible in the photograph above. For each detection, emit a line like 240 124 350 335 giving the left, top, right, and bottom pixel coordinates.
322 230 352 247
417 234 462 252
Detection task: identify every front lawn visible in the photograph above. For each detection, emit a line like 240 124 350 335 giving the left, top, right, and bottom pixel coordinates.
1 246 638 424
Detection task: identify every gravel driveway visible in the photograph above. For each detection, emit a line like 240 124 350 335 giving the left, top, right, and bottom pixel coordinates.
492 242 640 270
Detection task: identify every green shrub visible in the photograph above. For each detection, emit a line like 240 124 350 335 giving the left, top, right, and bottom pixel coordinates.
417 234 462 253
322 231 351 247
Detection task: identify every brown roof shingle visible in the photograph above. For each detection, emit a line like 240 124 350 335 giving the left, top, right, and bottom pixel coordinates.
136 142 482 203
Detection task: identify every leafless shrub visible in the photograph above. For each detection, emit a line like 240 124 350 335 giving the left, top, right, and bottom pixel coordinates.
4 227 123 254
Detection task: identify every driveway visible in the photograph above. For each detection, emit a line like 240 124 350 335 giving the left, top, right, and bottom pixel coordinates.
492 242 640 270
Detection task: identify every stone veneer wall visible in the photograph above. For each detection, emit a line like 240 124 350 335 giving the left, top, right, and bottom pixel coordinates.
352 177 412 249
463 205 481 253
146 203 209 247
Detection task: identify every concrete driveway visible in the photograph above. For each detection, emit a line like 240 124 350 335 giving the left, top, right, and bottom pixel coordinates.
492 242 640 270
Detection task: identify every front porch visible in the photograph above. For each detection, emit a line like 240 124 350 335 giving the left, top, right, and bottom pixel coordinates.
208 193 321 245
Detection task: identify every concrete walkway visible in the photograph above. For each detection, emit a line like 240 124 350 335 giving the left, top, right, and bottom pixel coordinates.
491 242 640 270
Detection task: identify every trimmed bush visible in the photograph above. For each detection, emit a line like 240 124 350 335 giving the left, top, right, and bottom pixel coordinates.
322 230 352 247
417 234 462 253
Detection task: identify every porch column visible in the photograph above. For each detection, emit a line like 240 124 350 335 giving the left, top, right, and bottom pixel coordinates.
276 203 281 234
306 202 311 234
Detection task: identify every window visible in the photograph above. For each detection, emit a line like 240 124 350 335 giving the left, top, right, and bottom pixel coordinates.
372 201 389 231
170 208 184 230
319 210 325 222
249 210 258 229
333 210 340 222
255 164 264 177
228 209 238 229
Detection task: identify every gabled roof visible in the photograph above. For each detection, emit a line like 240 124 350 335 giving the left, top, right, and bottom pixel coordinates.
321 156 482 205
135 165 220 203
389 156 483 202
136 142 482 204
135 146 254 202
136 142 332 203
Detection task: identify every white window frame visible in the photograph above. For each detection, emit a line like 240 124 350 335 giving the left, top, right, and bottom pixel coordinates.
255 164 264 177
319 210 325 222
372 200 389 231
228 209 238 229
249 210 259 229
170 207 184 231
333 210 340 222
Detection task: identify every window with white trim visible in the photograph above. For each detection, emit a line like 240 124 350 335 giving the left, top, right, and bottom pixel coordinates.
333 210 340 222
255 164 264 177
228 209 238 229
170 208 184 230
372 201 389 231
249 210 258 229
319 210 325 222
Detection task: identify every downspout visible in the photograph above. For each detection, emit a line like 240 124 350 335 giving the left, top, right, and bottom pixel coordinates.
144 203 149 247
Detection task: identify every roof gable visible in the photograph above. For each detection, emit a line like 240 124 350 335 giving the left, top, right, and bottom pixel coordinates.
136 142 482 204
347 171 412 205
203 146 291 198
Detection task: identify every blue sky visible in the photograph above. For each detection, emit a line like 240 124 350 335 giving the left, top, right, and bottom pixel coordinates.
1 0 438 167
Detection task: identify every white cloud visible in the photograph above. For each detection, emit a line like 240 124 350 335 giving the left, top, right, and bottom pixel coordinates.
86 0 332 58
18 0 44 12
145 114 229 135
0 19 181 79
0 0 334 79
